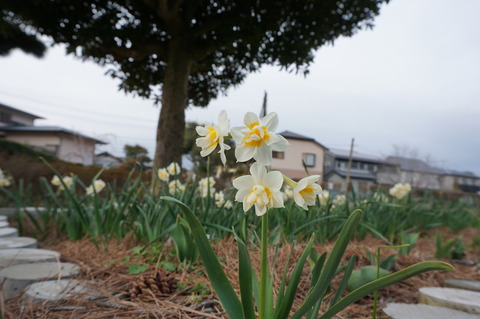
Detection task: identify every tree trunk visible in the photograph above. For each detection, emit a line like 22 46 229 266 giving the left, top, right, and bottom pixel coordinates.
154 38 192 168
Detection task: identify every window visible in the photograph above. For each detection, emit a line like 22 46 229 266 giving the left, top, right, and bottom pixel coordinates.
303 153 316 167
272 151 285 159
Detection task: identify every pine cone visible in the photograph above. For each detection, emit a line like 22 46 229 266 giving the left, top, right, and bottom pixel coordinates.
127 271 177 300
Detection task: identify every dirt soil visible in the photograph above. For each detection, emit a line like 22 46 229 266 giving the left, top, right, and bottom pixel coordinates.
2 228 479 319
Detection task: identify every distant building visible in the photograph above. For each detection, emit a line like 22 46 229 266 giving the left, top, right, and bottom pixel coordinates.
0 103 105 165
94 152 123 168
324 148 382 194
377 156 480 193
270 131 328 180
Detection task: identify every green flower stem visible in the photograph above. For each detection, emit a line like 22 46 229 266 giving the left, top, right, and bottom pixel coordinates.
260 213 269 319
282 174 297 189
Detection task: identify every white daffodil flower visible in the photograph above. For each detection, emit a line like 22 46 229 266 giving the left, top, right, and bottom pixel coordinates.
230 112 289 165
215 191 225 207
167 162 181 175
318 190 330 205
389 183 411 199
293 175 322 210
86 179 106 195
169 180 185 195
233 162 284 216
198 177 216 198
332 194 346 207
157 168 170 182
51 175 61 186
196 110 231 165
0 177 11 187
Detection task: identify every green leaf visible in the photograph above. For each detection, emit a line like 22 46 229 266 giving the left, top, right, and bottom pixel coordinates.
291 209 364 319
320 261 454 319
161 196 244 319
275 234 315 319
330 255 356 307
234 230 256 319
127 264 148 274
347 265 390 291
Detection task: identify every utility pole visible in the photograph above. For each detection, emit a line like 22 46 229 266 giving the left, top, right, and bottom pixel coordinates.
260 91 267 117
345 138 355 193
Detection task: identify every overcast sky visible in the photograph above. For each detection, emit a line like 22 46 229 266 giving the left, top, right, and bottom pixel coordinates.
0 0 479 175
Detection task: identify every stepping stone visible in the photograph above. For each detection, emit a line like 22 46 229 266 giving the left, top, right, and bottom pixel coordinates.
0 248 60 269
0 221 9 228
445 279 480 293
24 279 100 303
0 237 37 249
0 262 80 298
0 215 8 222
0 227 18 238
419 287 480 315
383 303 480 319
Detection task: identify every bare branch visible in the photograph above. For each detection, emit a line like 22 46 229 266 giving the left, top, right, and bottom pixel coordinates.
100 42 167 61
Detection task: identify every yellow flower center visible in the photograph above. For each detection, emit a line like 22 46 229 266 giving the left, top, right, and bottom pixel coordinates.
244 123 270 148
207 126 219 148
299 185 315 197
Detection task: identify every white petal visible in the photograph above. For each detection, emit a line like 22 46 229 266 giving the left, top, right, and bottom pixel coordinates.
235 144 255 162
261 112 279 131
265 171 284 190
249 162 266 183
255 204 267 216
244 112 259 127
271 134 289 151
253 143 273 166
196 126 209 136
233 175 254 190
230 126 246 143
217 110 230 132
271 191 284 208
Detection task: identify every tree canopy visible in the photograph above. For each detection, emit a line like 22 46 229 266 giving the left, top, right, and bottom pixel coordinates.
2 0 389 167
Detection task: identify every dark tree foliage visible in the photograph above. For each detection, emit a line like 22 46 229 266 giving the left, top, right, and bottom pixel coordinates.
1 0 389 167
123 143 151 167
0 16 46 57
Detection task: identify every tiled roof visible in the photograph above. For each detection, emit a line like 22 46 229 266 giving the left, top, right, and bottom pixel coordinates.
0 103 44 119
0 125 106 144
279 130 328 150
329 148 383 164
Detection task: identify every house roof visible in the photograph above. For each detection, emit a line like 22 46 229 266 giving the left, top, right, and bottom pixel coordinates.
326 168 377 181
0 103 44 120
384 156 445 174
0 125 106 144
279 130 329 150
328 148 383 164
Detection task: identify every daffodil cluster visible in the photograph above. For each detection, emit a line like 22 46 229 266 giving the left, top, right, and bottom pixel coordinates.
0 168 11 187
389 183 412 199
196 111 322 216
86 179 106 195
51 175 74 191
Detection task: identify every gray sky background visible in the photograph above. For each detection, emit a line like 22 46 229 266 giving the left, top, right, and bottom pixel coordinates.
0 0 479 174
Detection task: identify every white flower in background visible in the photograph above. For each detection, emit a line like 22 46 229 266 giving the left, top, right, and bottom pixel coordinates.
332 194 346 207
196 110 231 165
318 190 330 205
167 162 181 176
224 200 234 209
389 183 412 199
157 168 170 182
373 192 388 202
169 180 185 195
198 177 216 198
233 162 284 216
293 175 322 210
215 191 225 207
230 112 289 165
62 176 74 189
282 187 294 201
0 176 10 187
51 175 61 186
86 179 106 195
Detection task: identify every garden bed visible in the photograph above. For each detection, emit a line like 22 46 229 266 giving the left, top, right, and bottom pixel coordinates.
3 228 479 319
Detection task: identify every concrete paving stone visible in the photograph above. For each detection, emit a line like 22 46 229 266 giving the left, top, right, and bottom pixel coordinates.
0 221 8 228
383 303 480 319
0 248 60 269
419 287 480 315
24 279 100 303
0 237 37 249
0 215 8 222
0 227 18 238
0 262 80 298
444 279 480 293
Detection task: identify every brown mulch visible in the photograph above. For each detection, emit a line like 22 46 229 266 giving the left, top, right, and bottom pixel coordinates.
2 228 479 319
